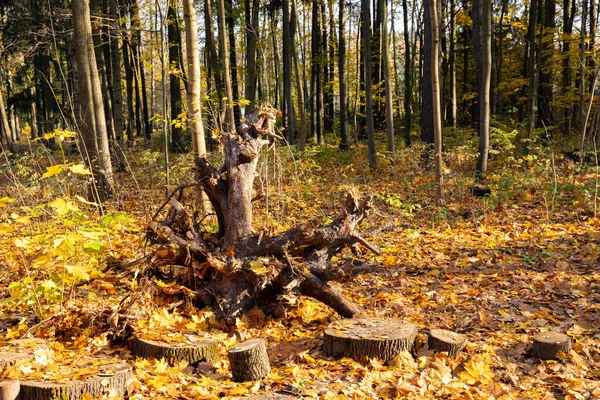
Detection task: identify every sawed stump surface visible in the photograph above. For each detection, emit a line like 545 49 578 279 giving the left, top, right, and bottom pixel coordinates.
427 329 467 356
532 331 571 360
323 318 418 362
228 338 271 382
133 334 218 365
18 361 132 400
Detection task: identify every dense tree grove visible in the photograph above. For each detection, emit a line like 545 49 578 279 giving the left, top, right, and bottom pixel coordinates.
0 0 598 181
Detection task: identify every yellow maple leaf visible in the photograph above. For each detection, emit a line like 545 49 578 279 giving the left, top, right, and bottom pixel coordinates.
459 357 495 385
41 163 71 179
69 163 92 175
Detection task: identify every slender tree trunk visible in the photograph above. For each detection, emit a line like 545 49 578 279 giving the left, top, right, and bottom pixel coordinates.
225 0 241 123
72 0 114 199
382 0 395 162
283 0 295 144
292 0 307 150
168 0 185 152
218 0 236 130
475 0 491 178
421 0 434 144
0 88 14 153
183 0 207 157
109 0 125 171
538 0 555 129
338 0 349 150
429 0 443 202
449 0 457 127
526 0 539 142
311 0 321 144
245 0 260 111
402 0 412 145
362 0 376 170
494 0 507 115
123 25 135 140
579 0 589 161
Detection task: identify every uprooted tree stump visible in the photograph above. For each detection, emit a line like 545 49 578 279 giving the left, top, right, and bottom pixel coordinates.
427 329 467 356
18 361 132 400
114 104 380 322
532 332 571 360
228 339 271 382
323 318 418 362
132 334 218 365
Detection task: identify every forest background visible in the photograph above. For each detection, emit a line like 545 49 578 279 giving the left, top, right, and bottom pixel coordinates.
0 0 598 398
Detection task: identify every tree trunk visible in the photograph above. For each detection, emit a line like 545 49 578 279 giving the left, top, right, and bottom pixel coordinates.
292 0 308 150
539 0 555 130
421 0 434 144
449 0 457 127
311 0 321 145
362 0 376 170
338 0 349 150
72 0 114 200
382 0 395 163
218 0 236 130
429 0 443 203
168 0 185 153
402 0 412 146
225 0 242 124
205 0 224 119
109 0 125 171
0 88 14 153
183 0 207 158
526 0 539 142
245 0 260 111
283 0 295 144
475 0 492 178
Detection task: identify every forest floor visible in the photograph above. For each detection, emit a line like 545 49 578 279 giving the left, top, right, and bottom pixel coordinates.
0 134 599 399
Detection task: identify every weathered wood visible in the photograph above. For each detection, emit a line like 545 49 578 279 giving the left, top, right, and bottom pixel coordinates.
0 381 19 400
532 332 571 360
0 339 48 367
228 339 271 382
117 104 380 323
427 329 467 356
323 318 418 361
132 335 218 365
18 361 132 400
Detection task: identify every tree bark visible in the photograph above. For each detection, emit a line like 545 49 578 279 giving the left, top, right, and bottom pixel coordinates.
362 0 377 170
168 0 185 153
217 0 236 130
421 0 435 145
109 0 126 171
475 0 491 178
183 0 208 158
429 0 443 203
72 0 114 200
526 0 539 142
283 0 295 144
382 0 395 164
225 0 242 124
338 0 349 150
402 0 412 145
245 0 260 111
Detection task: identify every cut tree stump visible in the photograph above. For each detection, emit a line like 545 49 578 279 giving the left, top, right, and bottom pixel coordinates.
532 332 571 360
323 318 418 362
132 334 218 365
18 361 132 400
0 381 19 400
228 339 271 382
427 329 467 356
0 339 48 367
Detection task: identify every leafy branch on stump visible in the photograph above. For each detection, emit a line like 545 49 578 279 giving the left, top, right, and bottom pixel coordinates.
117 104 379 323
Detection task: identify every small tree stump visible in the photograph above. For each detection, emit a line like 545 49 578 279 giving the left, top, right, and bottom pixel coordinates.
0 339 48 367
532 332 571 360
18 361 132 400
228 339 271 382
323 318 418 362
427 329 467 356
0 380 19 400
132 334 218 365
